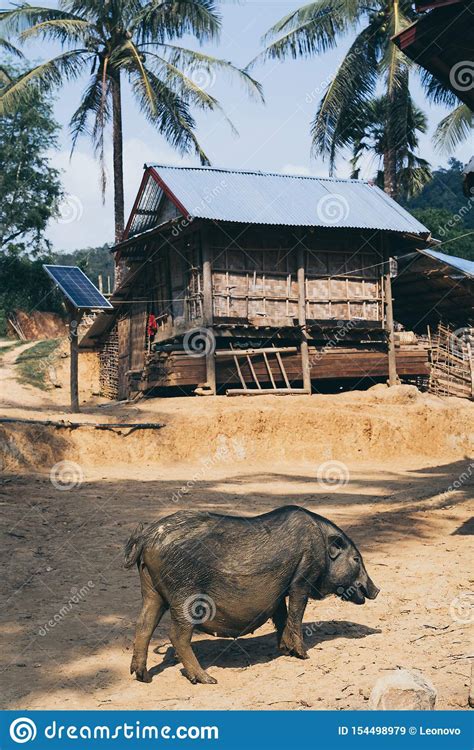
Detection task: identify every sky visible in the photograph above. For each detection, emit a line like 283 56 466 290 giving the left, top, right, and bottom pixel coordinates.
12 0 473 252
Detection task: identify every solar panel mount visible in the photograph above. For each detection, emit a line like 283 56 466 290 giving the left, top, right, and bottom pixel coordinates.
43 265 113 310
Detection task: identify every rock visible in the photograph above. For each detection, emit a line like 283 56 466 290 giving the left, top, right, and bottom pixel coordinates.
369 669 437 710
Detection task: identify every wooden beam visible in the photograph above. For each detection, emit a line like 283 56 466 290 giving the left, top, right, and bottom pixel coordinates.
384 257 398 387
226 388 309 396
297 245 311 393
201 224 216 394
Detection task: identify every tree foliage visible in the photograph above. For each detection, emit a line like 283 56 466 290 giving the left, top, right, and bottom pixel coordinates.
0 1 263 178
0 65 62 255
258 0 466 197
348 91 431 200
404 159 474 260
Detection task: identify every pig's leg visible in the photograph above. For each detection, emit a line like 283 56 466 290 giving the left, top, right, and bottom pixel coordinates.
130 566 167 683
272 597 288 647
169 617 217 685
279 586 309 659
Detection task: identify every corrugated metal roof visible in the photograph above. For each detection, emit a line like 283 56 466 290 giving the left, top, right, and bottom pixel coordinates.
419 247 474 278
146 164 430 236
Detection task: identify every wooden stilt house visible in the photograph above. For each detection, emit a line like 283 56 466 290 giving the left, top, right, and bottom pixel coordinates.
81 165 435 398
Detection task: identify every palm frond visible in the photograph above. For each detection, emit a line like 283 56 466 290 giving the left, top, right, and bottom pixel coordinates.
311 24 379 169
140 49 240 136
0 4 84 35
256 0 361 63
0 35 24 58
128 63 210 164
433 104 473 153
155 43 264 102
419 69 459 107
0 50 89 115
69 69 110 151
131 0 221 45
20 18 93 45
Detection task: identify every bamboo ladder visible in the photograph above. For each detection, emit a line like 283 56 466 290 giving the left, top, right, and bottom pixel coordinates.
219 344 309 396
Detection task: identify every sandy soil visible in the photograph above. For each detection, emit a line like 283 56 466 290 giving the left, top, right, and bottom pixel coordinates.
0 345 473 711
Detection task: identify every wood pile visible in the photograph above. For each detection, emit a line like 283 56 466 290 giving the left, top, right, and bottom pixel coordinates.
99 323 119 399
428 324 474 400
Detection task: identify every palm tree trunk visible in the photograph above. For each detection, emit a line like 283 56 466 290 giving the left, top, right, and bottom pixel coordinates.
111 71 126 288
384 82 398 200
384 146 397 200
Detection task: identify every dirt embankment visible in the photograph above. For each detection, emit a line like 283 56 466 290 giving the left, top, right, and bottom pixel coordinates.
0 385 473 474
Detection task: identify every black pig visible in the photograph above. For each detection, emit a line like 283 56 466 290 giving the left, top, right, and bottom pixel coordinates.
124 505 379 684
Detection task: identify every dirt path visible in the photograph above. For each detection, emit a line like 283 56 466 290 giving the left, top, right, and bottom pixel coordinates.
0 341 48 409
0 456 472 711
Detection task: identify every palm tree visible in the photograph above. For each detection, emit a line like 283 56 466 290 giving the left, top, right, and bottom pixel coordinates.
0 0 262 245
420 70 472 154
258 0 432 200
348 91 431 200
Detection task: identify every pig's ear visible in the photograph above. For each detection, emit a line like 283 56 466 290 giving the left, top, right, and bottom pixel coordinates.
328 535 347 560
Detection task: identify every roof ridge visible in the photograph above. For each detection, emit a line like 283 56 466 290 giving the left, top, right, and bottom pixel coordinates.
145 163 369 184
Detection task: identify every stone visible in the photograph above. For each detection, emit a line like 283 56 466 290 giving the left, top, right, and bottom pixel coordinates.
369 669 437 710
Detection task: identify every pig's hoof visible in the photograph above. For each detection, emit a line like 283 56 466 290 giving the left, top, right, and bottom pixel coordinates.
135 669 152 683
294 648 309 660
131 661 152 683
185 670 218 685
279 641 308 659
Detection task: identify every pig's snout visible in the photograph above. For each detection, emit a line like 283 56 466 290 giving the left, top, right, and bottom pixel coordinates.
364 578 380 600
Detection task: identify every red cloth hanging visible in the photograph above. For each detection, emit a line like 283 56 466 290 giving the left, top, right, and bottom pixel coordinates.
147 313 158 338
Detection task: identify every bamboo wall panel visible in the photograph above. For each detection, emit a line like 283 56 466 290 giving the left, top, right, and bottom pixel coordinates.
210 244 382 323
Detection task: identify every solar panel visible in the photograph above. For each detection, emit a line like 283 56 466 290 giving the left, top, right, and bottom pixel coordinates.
43 265 113 310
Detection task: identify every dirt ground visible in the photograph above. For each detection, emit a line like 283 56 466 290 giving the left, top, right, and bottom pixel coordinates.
0 340 473 711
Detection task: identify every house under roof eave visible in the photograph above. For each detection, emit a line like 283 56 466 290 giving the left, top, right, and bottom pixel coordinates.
394 247 474 331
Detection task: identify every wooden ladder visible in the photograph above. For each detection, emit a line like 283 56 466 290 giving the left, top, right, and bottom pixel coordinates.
220 344 309 396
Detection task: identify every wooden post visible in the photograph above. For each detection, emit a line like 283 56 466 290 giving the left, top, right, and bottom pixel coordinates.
201 224 216 395
297 245 311 393
67 305 84 412
384 258 398 387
